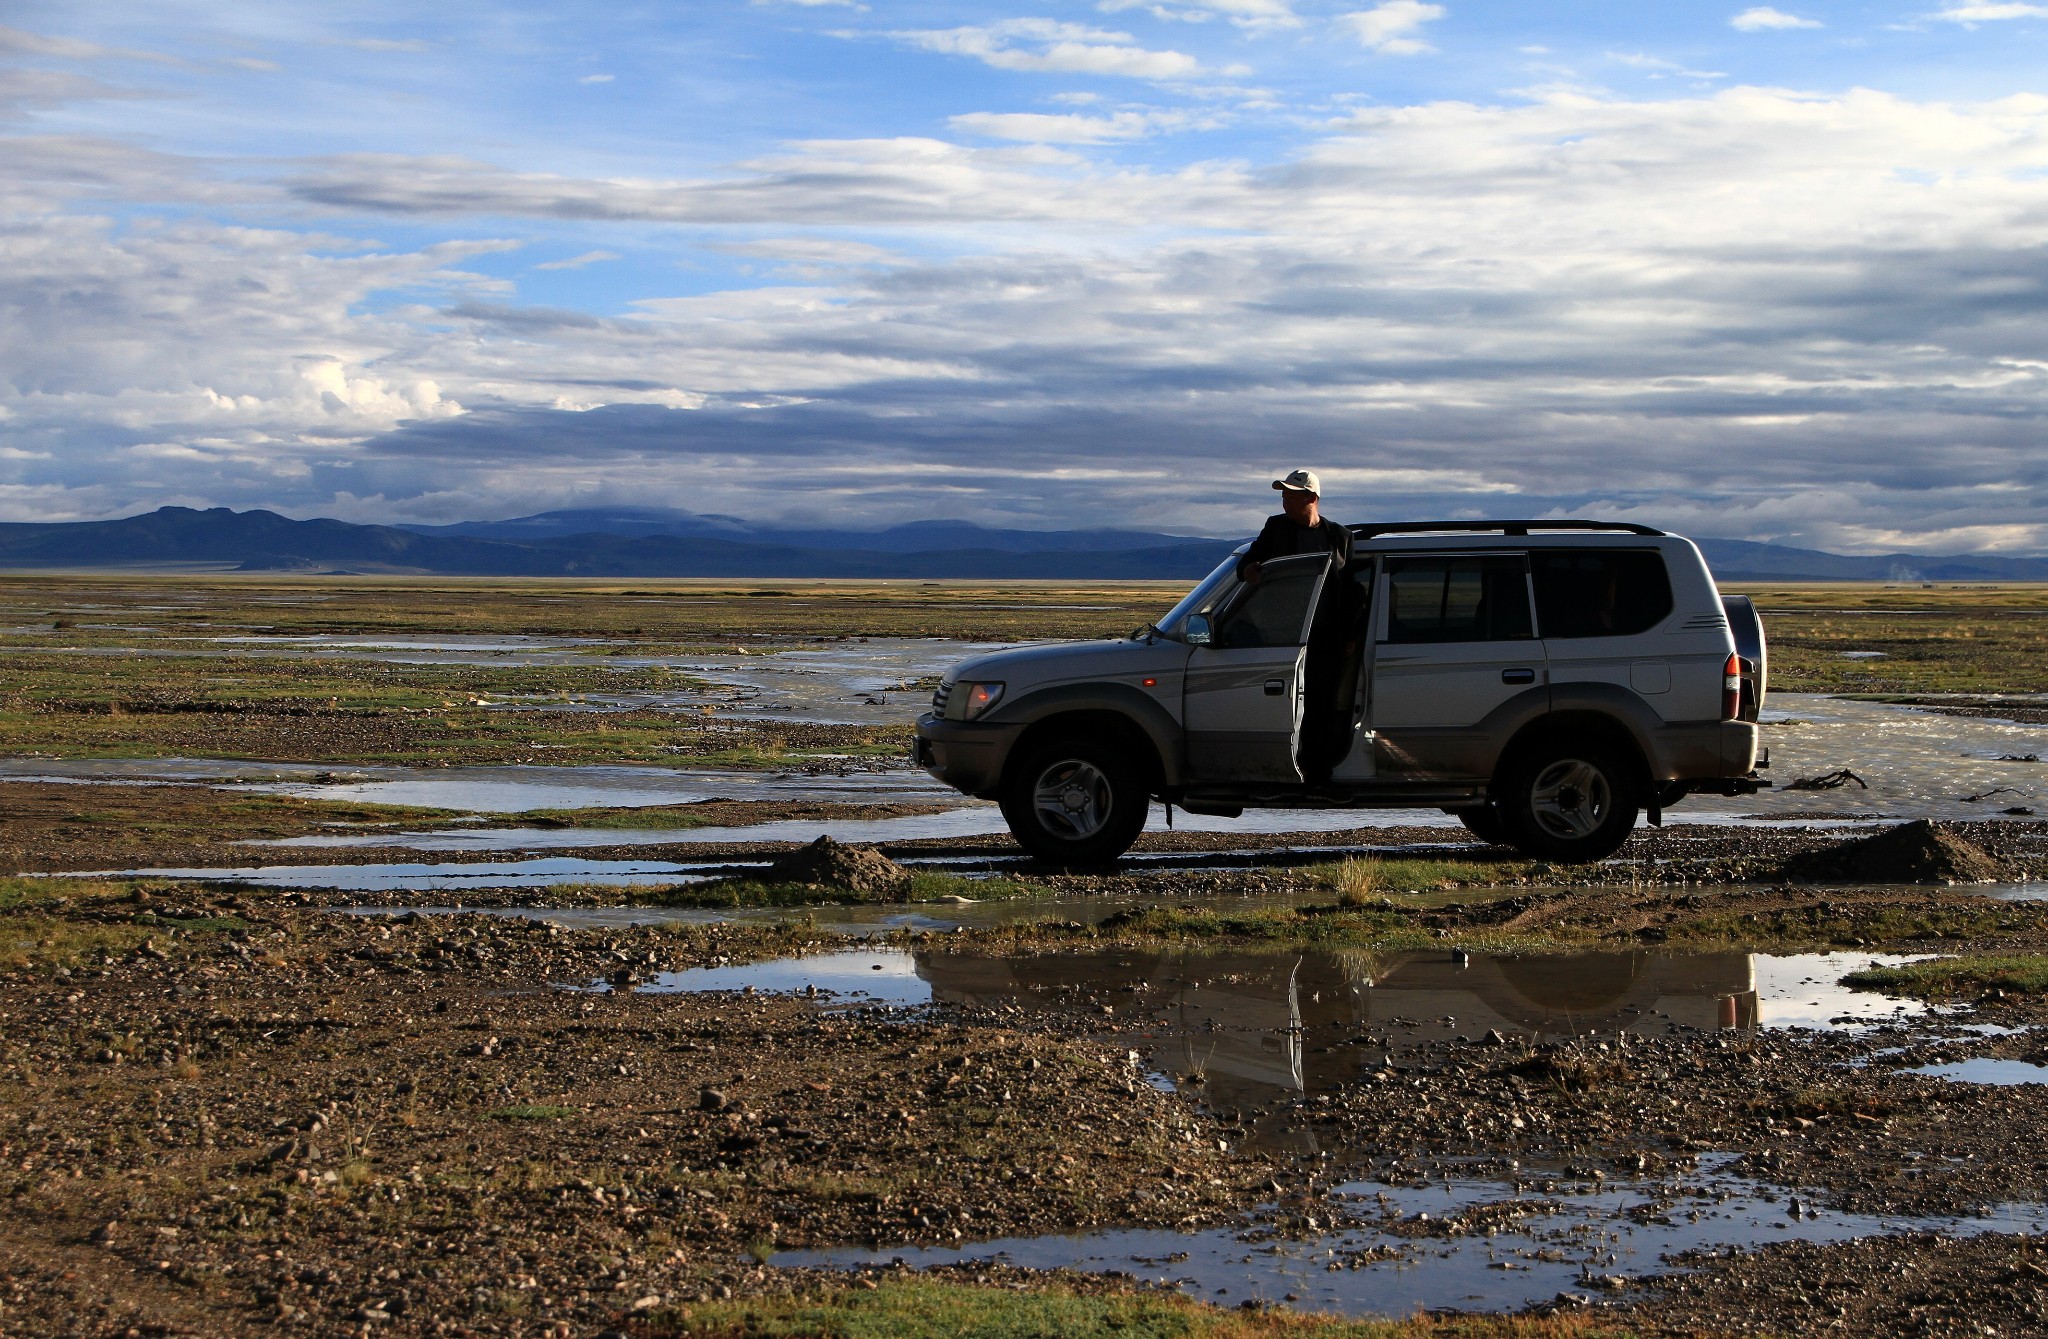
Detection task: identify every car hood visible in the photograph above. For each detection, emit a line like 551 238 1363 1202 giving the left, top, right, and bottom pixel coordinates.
943 637 1181 687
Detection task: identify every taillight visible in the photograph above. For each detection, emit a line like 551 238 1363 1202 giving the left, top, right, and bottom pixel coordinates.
1721 652 1741 721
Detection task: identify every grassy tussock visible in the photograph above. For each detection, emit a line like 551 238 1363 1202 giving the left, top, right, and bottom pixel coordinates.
1310 857 1524 904
649 1279 1634 1338
1842 954 2048 999
1667 904 2039 950
634 871 1044 909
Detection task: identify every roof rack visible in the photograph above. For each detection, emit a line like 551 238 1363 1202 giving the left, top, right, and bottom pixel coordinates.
1349 519 1666 539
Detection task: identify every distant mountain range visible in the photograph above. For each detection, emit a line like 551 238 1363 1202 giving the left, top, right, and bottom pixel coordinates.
0 505 2044 582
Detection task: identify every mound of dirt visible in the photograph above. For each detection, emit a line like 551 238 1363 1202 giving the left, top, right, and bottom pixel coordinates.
1779 819 2009 884
761 835 911 894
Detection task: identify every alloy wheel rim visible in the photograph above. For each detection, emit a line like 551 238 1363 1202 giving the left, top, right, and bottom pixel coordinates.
1032 759 1111 841
1529 758 1611 840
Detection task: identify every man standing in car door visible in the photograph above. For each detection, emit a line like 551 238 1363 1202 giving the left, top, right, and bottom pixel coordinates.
1237 469 1353 579
1236 469 1360 781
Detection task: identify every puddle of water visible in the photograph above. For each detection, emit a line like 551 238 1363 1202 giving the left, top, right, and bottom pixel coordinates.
5 690 2040 828
248 803 1461 851
1910 1058 2048 1085
585 944 1932 1101
8 635 1011 726
210 635 613 653
0 758 949 810
84 857 722 892
1752 953 1933 1030
1681 693 2044 823
1989 883 2048 902
778 1157 2048 1317
639 948 931 1007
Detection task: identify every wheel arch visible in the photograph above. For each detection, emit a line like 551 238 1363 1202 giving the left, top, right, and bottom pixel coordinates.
1491 708 1653 801
993 684 1181 790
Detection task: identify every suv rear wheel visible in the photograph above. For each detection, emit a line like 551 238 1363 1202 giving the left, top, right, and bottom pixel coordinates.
999 736 1149 866
1498 743 1639 862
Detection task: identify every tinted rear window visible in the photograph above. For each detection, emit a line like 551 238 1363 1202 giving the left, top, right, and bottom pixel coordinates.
1531 550 1673 638
1383 555 1533 644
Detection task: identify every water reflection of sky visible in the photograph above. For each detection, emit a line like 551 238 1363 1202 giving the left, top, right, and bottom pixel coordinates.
778 1155 2048 1317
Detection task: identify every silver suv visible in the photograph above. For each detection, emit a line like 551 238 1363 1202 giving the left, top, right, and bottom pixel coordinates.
914 520 1768 865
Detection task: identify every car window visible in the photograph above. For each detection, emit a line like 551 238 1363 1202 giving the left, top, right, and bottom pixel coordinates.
1531 550 1673 638
1382 555 1533 644
1214 558 1323 648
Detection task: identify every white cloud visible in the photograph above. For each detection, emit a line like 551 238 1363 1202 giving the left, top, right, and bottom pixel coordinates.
1730 7 1823 29
888 19 1203 80
712 238 902 264
320 37 433 53
948 109 1201 143
1335 2 1446 55
578 73 615 84
1608 51 1728 79
533 250 620 270
9 77 2048 547
1932 3 2048 20
1097 0 1301 29
0 24 178 64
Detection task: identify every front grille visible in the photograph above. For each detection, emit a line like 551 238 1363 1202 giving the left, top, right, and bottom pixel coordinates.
931 680 953 716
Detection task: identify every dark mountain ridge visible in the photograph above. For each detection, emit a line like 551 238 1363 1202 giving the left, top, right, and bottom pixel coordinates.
0 506 2043 581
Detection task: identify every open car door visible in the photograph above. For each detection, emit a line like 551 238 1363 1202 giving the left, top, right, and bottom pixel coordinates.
1183 552 1331 783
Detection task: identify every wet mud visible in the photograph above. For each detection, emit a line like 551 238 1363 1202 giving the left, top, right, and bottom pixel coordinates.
8 876 2048 1335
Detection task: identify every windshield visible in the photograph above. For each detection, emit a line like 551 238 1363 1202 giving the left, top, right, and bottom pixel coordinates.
1151 551 1244 641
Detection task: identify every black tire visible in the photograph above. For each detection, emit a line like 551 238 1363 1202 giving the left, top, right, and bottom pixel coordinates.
1453 805 1509 846
999 735 1149 866
1497 742 1640 862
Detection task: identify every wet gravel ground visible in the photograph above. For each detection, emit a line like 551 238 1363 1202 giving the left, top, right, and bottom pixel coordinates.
0 778 952 876
0 908 1268 1337
40 811 2048 898
5 868 2048 1336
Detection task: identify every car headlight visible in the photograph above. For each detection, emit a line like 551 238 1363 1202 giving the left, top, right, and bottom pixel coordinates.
958 681 1005 721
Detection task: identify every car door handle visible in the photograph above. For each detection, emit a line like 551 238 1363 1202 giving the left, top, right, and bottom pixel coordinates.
1501 667 1536 685
1263 678 1286 696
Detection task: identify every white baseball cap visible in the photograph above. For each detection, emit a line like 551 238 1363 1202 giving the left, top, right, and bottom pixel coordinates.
1272 469 1321 495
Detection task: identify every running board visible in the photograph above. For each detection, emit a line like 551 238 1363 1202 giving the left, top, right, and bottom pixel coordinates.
1174 785 1487 809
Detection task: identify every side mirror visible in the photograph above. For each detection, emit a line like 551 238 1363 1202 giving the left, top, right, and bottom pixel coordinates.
1184 614 1212 646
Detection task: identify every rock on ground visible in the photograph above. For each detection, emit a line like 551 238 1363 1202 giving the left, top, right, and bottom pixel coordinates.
762 834 911 894
1779 819 2009 884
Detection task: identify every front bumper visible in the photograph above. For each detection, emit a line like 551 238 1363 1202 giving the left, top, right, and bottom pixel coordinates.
913 712 1027 799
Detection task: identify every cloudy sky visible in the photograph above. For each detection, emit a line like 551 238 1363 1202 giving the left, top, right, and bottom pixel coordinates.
6 1 2048 551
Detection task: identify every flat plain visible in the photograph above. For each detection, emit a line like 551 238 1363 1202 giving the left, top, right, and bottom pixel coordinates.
3 573 2048 1338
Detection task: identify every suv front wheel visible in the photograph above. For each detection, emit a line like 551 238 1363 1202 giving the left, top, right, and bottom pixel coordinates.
999 736 1149 866
1498 743 1639 862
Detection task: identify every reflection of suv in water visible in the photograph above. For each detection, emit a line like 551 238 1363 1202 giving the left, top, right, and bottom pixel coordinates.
914 520 1768 865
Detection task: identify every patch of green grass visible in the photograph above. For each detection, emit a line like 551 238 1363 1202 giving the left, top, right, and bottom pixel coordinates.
1664 903 2041 950
1309 857 1531 902
0 910 157 972
0 877 246 972
0 875 148 911
487 1104 581 1122
645 1278 1632 1338
523 804 725 830
1073 903 1553 953
632 871 1045 909
1842 954 2048 1000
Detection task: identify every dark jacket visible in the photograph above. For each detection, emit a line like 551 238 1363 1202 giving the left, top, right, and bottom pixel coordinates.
1236 515 1353 578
